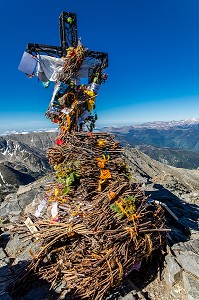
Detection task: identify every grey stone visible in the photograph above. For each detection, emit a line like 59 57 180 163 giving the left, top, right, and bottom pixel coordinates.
182 272 199 300
172 239 199 254
4 194 17 202
189 239 199 253
17 185 33 196
0 248 7 260
5 235 20 258
164 256 182 286
170 281 186 300
54 281 67 294
172 238 199 254
176 252 199 278
0 202 8 209
14 249 32 264
9 216 20 223
187 295 198 300
0 248 10 267
190 229 199 240
4 257 10 264
7 201 21 215
18 189 38 210
14 242 39 264
0 207 8 218
0 259 9 268
106 291 120 300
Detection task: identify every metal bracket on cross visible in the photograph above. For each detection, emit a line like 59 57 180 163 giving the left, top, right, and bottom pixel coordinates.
26 12 78 57
22 12 108 70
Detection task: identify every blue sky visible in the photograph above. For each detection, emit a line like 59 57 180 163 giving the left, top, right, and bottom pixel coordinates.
1 0 199 131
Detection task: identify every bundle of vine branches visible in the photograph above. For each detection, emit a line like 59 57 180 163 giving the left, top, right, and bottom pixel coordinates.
56 42 85 84
13 133 167 300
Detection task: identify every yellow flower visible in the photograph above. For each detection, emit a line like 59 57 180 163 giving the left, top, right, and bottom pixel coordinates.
97 139 107 147
54 188 59 197
87 99 95 112
85 90 95 97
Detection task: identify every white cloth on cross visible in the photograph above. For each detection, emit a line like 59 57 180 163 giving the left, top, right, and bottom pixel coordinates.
36 55 65 81
76 58 101 78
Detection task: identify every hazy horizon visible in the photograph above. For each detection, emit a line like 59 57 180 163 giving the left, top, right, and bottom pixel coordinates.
0 116 199 135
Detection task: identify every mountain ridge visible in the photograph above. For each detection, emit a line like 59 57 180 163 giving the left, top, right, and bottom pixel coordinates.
103 118 199 131
136 144 199 169
124 147 199 197
103 118 199 154
0 132 57 201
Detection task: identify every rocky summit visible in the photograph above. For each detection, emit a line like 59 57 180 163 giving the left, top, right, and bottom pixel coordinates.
0 144 198 300
0 132 57 202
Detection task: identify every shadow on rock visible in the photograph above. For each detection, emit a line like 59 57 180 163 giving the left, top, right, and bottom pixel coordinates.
0 232 10 249
146 183 198 243
0 261 61 300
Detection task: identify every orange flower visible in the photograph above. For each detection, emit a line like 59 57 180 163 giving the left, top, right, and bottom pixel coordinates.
88 132 93 138
130 213 140 221
108 191 116 200
96 157 107 168
100 169 112 180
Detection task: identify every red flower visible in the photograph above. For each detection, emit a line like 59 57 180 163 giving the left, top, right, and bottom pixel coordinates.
70 49 76 57
56 139 63 145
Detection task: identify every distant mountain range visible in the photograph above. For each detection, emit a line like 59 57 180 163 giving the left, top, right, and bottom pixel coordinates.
103 118 199 169
103 118 199 150
104 118 199 131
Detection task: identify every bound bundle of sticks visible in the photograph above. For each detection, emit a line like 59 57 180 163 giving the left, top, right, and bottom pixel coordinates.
13 132 167 300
